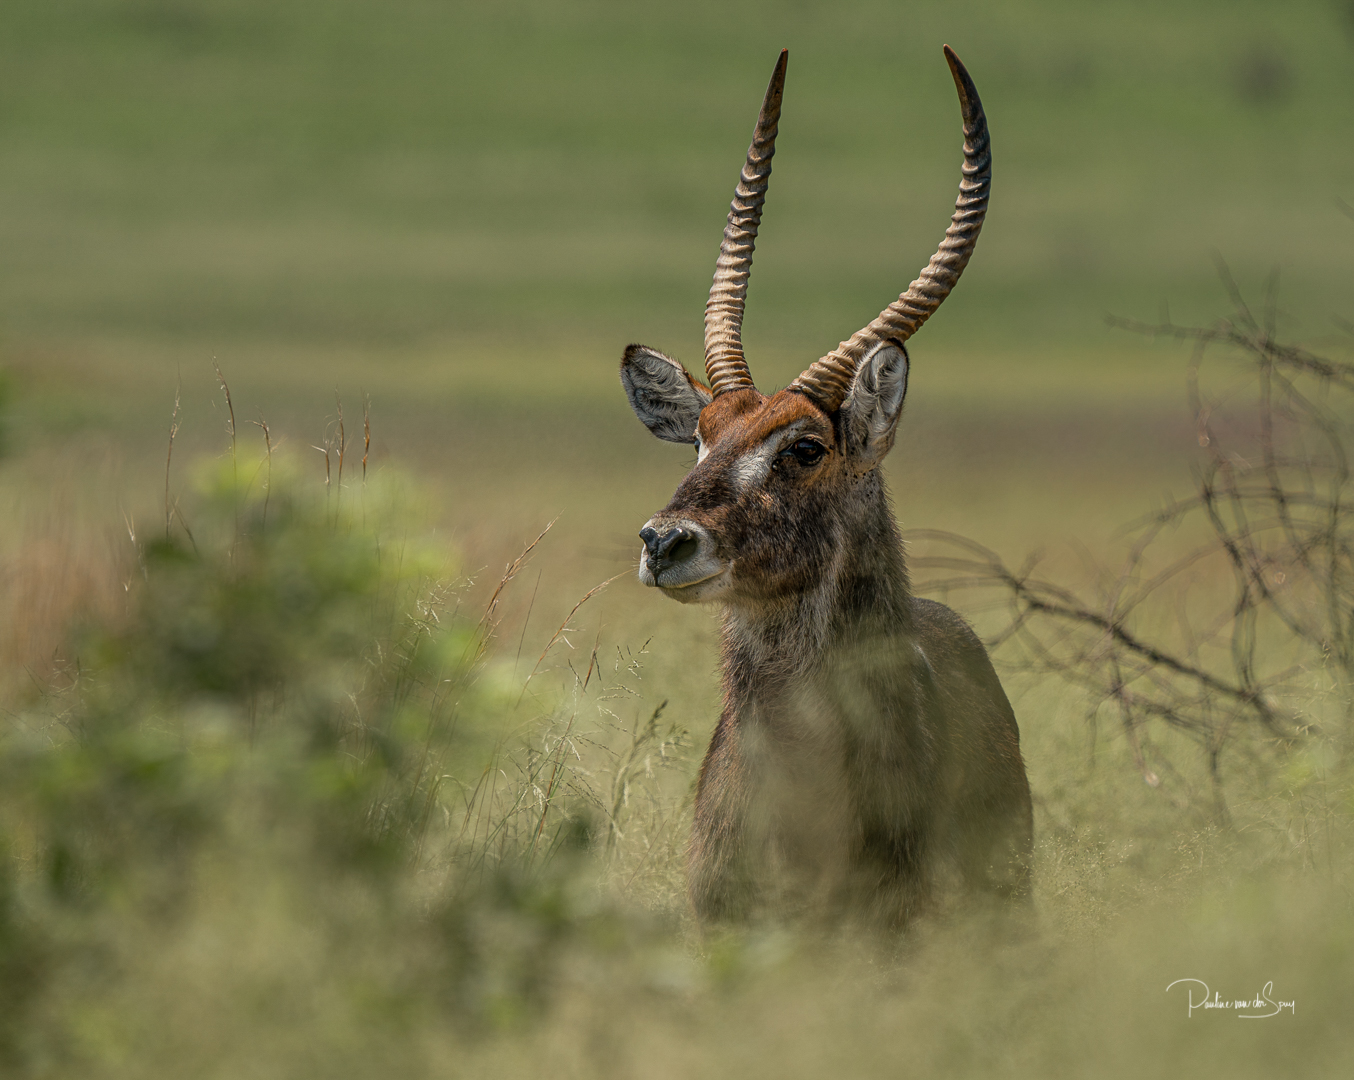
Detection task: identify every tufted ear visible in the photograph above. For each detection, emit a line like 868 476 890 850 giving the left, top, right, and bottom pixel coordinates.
840 340 909 468
620 344 713 443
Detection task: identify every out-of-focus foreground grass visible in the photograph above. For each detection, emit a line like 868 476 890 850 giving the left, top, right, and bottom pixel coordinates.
0 444 1350 1079
2 1 1354 1076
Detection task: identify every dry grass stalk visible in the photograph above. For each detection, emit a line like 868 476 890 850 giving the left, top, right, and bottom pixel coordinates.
476 518 557 644
362 393 371 485
518 572 626 705
215 364 239 547
164 382 181 541
334 394 346 513
250 415 273 531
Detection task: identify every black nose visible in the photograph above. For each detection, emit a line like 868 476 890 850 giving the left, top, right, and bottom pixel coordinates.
640 526 696 573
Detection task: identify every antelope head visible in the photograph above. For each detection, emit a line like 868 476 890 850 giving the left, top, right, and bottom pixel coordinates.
621 47 990 607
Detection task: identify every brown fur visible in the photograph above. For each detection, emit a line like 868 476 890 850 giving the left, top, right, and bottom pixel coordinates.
635 383 1033 928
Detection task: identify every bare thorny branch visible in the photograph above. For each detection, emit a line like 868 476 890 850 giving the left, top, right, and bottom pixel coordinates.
910 262 1354 813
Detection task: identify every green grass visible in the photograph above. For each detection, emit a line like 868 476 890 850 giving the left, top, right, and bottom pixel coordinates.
2 2 1354 1075
2 0 1354 362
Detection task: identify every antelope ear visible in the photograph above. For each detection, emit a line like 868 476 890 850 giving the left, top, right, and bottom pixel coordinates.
620 344 713 443
840 340 909 467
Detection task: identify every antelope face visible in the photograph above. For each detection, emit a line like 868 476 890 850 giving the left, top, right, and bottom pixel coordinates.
618 45 987 607
622 340 910 606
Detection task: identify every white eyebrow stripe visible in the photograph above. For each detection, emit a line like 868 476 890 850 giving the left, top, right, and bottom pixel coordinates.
730 443 777 490
727 421 815 491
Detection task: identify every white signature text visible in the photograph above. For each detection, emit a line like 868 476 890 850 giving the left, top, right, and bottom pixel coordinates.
1165 979 1295 1018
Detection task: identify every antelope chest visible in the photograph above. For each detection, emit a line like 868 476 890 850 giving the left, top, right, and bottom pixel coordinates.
735 671 911 860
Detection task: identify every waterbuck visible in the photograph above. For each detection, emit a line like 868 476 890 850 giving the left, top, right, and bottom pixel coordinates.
619 47 1032 928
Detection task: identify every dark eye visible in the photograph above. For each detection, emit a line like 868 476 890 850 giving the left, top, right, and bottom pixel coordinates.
783 438 826 467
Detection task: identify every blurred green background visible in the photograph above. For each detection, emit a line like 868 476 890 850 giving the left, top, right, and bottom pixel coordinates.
3 0 1353 355
6 0 1354 828
3 0 1354 581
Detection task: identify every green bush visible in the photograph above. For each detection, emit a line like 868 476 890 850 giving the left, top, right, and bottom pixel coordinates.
0 463 651 1075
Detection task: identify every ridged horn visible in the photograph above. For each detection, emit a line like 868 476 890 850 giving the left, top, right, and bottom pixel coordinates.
704 49 788 397
788 45 990 412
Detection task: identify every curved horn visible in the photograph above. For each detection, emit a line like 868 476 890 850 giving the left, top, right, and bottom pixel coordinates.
788 45 990 412
704 49 788 397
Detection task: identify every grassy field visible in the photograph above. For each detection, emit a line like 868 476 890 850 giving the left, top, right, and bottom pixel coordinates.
2 1 1354 1077
4 0 1354 620
3 0 1354 351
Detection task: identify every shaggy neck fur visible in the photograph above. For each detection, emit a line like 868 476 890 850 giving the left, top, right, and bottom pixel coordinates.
719 470 912 711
